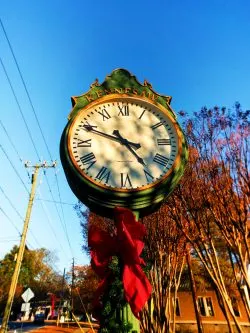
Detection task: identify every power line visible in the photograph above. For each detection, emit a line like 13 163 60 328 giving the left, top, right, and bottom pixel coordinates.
0 119 31 180
0 57 40 160
0 162 55 332
55 174 74 256
0 19 74 259
0 239 19 243
0 18 52 161
0 144 29 194
0 119 22 162
35 198 76 206
0 205 21 236
40 170 74 258
0 184 23 221
36 187 70 261
0 119 69 252
0 236 19 240
0 185 61 274
0 183 42 248
0 120 73 258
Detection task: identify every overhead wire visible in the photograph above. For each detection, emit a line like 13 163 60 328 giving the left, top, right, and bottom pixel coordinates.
0 119 31 184
0 178 62 273
0 140 63 272
0 183 24 221
0 18 52 161
0 57 40 159
0 121 69 261
0 144 29 194
36 175 70 261
54 173 74 255
35 198 75 206
1 51 71 247
0 205 21 236
43 170 74 257
0 18 75 259
0 119 23 162
0 239 20 244
0 207 36 250
0 183 42 248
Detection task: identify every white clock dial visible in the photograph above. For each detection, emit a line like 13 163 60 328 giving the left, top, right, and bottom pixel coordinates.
68 96 179 191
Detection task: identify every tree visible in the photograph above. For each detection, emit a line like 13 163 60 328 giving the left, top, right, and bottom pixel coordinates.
167 104 250 332
140 205 187 333
0 245 62 317
69 264 99 316
75 103 249 333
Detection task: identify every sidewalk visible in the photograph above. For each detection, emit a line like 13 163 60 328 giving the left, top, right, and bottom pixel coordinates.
29 326 98 333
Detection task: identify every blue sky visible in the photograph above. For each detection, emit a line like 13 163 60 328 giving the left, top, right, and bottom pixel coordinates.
0 0 249 273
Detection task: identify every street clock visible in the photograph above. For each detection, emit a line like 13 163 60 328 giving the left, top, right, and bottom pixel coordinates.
60 69 188 217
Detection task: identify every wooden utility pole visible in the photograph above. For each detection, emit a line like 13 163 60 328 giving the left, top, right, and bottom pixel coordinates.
71 258 75 318
61 267 66 300
0 161 56 333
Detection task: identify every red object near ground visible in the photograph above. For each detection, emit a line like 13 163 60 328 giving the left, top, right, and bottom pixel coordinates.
88 207 152 319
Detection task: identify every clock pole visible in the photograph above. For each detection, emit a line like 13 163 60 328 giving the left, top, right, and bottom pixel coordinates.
120 210 140 333
60 68 188 332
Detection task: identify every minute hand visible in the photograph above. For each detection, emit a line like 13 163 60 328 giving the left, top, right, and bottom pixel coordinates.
83 125 141 150
113 130 146 166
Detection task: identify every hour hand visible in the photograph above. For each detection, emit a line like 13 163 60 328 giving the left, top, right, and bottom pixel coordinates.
113 130 146 166
83 125 141 150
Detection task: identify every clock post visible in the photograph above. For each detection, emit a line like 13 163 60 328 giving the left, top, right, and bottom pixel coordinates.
60 69 188 332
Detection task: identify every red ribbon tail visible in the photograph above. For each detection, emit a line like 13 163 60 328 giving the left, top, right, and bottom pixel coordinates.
92 273 111 320
123 264 152 318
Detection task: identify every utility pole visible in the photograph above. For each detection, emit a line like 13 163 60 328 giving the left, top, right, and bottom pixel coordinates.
61 268 66 301
0 161 56 333
71 257 75 319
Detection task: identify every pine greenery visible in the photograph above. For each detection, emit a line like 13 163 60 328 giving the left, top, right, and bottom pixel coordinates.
98 256 133 333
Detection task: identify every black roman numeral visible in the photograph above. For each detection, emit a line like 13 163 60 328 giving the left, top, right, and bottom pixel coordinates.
153 153 169 167
144 169 154 183
82 121 97 130
95 167 111 184
97 108 111 121
80 152 96 170
121 173 132 187
151 122 163 130
77 139 92 147
139 109 146 119
118 105 129 116
157 138 171 146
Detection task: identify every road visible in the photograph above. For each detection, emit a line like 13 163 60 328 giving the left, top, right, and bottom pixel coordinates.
1 319 98 333
10 326 97 333
5 322 98 333
5 322 45 333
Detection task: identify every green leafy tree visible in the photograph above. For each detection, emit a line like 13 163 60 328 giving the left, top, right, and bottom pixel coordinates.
0 245 63 316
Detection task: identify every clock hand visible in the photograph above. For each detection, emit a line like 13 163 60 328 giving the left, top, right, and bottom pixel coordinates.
113 130 146 166
83 124 141 150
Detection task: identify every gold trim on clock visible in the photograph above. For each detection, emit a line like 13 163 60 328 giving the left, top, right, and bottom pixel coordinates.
67 94 183 193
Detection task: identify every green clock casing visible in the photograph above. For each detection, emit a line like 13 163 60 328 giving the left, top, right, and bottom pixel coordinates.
60 69 188 217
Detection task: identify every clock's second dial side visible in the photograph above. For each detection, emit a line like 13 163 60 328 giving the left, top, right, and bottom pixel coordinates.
69 98 179 191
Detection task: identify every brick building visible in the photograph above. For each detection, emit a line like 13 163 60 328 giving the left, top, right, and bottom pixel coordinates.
173 290 249 333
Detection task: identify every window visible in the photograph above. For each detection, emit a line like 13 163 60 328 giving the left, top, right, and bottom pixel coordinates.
197 297 214 316
231 297 240 317
172 297 181 316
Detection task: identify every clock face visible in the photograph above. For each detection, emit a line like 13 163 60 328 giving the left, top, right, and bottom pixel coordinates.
68 95 180 191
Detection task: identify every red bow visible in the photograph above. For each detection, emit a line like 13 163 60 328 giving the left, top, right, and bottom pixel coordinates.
88 207 152 319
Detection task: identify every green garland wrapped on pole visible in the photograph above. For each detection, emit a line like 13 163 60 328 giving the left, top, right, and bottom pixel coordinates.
88 208 151 332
